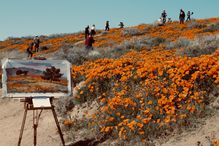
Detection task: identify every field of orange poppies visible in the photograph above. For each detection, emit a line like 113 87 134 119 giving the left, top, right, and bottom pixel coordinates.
0 18 219 145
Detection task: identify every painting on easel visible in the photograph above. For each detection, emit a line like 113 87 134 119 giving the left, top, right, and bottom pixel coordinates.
1 59 72 98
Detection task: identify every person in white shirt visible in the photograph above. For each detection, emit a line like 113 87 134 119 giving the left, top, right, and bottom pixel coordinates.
90 25 96 36
157 17 163 26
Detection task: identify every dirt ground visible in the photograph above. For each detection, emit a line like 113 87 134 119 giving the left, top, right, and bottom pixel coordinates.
159 112 219 146
0 89 65 146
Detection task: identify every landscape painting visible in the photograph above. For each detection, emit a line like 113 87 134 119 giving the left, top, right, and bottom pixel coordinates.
2 59 71 98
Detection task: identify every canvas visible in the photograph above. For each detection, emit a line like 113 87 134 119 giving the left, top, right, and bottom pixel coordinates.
1 59 72 98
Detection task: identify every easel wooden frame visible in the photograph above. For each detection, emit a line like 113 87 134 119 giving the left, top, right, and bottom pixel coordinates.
17 97 65 146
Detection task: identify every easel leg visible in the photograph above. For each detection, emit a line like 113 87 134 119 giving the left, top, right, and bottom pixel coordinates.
33 110 38 146
51 106 65 146
34 124 37 146
18 106 28 146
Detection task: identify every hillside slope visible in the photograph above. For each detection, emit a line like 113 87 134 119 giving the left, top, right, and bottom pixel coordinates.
0 18 219 146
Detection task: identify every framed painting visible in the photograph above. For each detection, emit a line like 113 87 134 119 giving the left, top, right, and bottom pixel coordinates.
1 59 72 98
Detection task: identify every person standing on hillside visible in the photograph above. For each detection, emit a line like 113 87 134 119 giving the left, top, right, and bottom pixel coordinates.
27 42 34 59
161 10 167 24
179 9 186 24
90 24 96 36
105 21 110 31
85 25 90 39
85 34 95 50
119 22 124 28
186 11 193 21
33 36 40 52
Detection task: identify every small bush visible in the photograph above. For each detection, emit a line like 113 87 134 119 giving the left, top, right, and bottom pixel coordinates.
178 46 217 57
150 37 166 46
87 50 102 60
0 49 27 60
53 46 102 65
166 38 191 50
177 35 219 57
55 96 75 117
187 21 206 29
134 36 166 48
123 28 143 36
113 36 166 54
203 22 219 32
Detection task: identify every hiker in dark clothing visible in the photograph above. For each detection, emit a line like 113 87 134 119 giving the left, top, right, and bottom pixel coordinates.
85 25 90 39
90 25 96 36
179 9 186 24
161 10 167 24
33 36 40 52
119 22 124 28
85 35 95 50
186 11 193 21
105 21 110 31
27 42 34 59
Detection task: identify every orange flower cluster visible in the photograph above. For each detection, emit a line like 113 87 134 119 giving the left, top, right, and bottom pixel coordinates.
63 119 74 127
72 48 219 140
214 139 219 146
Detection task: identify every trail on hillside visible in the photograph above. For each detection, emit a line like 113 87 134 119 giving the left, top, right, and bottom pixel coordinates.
35 32 105 59
159 111 219 146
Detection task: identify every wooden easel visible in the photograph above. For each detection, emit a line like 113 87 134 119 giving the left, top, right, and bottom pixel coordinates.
17 97 65 146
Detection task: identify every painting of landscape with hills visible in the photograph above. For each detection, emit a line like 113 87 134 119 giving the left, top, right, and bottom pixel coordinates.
2 59 71 97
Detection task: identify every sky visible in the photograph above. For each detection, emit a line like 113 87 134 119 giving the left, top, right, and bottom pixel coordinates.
0 0 218 40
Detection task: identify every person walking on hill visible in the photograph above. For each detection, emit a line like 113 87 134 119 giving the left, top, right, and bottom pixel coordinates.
85 25 90 39
119 22 124 28
186 11 193 21
27 42 34 59
90 24 96 36
105 21 110 31
33 36 40 52
179 9 186 24
85 34 95 50
161 10 167 24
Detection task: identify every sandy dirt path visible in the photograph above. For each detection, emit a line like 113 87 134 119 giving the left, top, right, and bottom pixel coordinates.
160 112 219 146
0 89 65 146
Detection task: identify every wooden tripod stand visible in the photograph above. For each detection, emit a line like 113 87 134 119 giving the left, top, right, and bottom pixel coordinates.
17 97 65 146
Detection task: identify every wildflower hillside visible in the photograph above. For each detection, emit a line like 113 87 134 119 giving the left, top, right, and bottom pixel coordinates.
0 18 219 145
70 18 219 145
